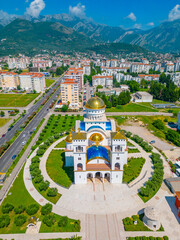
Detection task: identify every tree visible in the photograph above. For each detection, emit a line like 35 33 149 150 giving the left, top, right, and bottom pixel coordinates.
14 205 26 214
47 188 58 197
128 81 140 93
61 105 68 112
0 215 10 228
43 214 56 227
0 111 5 117
2 203 14 214
41 203 52 215
152 119 165 131
58 216 68 227
96 85 103 90
14 215 27 226
26 204 39 215
39 180 49 191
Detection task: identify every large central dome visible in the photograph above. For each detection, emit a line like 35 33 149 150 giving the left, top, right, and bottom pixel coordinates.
85 96 105 109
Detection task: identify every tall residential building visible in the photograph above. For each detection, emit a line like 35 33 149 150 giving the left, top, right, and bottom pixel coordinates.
32 60 52 70
60 79 79 109
64 68 84 90
7 57 30 69
19 73 45 93
0 72 19 90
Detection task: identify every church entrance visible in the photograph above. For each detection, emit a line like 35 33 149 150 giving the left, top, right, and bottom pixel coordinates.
104 173 110 182
95 172 103 182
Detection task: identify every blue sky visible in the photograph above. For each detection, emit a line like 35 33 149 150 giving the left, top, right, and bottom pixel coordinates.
1 0 180 29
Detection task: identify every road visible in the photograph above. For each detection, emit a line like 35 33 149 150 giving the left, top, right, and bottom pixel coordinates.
0 78 62 173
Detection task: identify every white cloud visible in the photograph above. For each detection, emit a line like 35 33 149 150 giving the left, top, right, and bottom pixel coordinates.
69 3 86 18
126 12 137 21
133 23 142 29
0 10 17 25
147 22 154 27
25 0 45 18
169 4 180 21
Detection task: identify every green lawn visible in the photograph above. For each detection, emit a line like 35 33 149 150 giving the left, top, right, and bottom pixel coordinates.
128 148 140 153
0 118 10 127
123 214 152 231
0 166 40 234
0 93 39 107
39 214 80 233
33 114 83 150
55 140 66 148
123 157 145 183
46 150 73 188
45 79 55 88
105 103 158 112
0 165 80 234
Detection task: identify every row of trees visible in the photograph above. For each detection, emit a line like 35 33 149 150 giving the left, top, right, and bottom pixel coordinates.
96 91 131 108
139 153 164 200
131 134 153 152
55 65 68 76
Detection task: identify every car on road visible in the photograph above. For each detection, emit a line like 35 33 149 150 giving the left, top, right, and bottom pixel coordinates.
22 141 26 146
2 134 5 137
150 140 155 144
12 155 16 160
23 134 26 138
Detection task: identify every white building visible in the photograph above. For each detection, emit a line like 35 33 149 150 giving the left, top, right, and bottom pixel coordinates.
19 73 45 92
92 75 113 88
83 65 91 76
132 91 153 103
32 60 52 70
130 63 151 74
7 57 30 70
65 96 128 184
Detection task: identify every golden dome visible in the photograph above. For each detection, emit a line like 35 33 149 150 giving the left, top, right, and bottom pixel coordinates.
89 133 104 142
65 132 72 143
85 96 105 109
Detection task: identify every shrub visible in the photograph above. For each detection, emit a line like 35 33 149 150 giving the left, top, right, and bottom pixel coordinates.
39 144 47 150
37 149 45 156
163 236 169 240
34 175 44 183
31 156 40 164
39 180 49 191
14 215 27 226
14 205 26 214
48 137 54 143
126 132 132 138
43 214 56 227
47 188 58 197
152 119 165 131
0 215 10 228
26 204 39 215
30 168 41 178
41 203 52 215
58 216 68 227
2 203 14 214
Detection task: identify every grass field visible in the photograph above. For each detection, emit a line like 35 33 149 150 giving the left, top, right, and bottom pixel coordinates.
0 118 10 127
123 214 152 231
0 165 80 234
34 114 83 149
105 103 158 112
45 79 55 88
0 93 39 107
55 140 66 148
46 150 73 188
123 157 145 183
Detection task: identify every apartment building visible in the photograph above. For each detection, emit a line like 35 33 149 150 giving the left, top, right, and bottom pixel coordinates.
83 64 91 75
60 79 79 109
7 57 30 69
138 74 160 81
165 63 175 72
64 68 84 90
130 63 151 74
92 75 113 88
0 72 19 90
32 60 52 70
19 73 45 93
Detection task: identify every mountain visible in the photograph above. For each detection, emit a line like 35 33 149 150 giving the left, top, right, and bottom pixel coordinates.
0 19 94 56
123 19 180 53
88 43 147 55
40 14 180 52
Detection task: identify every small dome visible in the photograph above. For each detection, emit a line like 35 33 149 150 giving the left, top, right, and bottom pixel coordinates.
85 96 105 109
65 132 72 143
144 206 160 221
89 133 104 142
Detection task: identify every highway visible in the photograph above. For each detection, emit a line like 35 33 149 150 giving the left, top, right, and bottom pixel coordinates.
0 78 62 173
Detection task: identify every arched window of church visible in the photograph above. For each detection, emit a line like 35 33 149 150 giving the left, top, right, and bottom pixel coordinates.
115 163 120 170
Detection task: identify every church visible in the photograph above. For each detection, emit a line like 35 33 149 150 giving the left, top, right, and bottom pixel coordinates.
65 96 128 184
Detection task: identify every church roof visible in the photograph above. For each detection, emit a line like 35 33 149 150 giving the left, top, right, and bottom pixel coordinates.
72 132 87 140
111 131 126 140
85 96 105 109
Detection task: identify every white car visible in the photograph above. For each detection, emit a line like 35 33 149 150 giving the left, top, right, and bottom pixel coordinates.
22 141 26 146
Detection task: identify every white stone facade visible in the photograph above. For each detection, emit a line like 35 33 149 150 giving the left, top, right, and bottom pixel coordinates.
65 97 128 184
